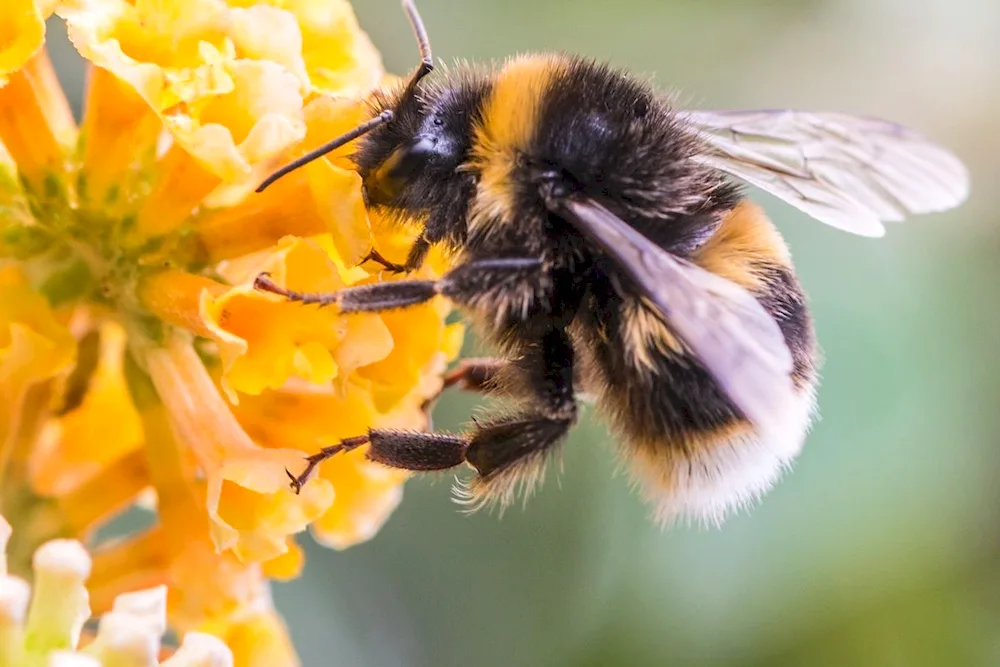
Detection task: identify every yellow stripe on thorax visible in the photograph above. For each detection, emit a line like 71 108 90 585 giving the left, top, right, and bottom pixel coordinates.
468 54 569 224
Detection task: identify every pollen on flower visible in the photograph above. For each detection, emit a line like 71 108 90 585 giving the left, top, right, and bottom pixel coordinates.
0 0 464 663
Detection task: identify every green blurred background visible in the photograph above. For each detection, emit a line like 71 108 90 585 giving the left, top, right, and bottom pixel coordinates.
51 0 1000 664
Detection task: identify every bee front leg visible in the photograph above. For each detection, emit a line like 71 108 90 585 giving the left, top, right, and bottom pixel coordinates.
254 257 543 313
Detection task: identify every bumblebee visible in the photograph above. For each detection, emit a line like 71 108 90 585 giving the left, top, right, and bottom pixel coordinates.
255 0 969 524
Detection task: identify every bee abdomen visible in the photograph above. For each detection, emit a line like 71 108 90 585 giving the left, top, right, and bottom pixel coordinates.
574 201 820 524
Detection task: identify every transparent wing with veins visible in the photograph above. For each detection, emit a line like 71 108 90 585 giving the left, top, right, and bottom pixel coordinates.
683 109 970 237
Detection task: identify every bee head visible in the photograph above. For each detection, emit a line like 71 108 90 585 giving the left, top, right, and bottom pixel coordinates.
353 82 483 213
253 0 483 215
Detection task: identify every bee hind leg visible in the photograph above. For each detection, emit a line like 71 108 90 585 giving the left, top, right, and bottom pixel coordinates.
286 430 471 494
457 413 575 512
458 327 578 511
287 328 578 514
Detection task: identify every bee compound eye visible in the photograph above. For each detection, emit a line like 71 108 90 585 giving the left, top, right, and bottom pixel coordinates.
633 96 649 117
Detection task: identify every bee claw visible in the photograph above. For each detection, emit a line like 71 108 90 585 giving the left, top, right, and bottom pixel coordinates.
285 467 304 495
254 272 283 295
361 248 407 274
285 435 371 495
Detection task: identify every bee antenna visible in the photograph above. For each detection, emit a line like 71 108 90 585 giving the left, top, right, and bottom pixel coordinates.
401 0 434 96
255 110 394 193
255 1 433 194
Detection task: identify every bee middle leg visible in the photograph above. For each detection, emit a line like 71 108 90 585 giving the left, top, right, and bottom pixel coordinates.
419 357 506 420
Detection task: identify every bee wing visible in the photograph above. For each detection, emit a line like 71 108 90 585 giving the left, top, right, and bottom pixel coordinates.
556 196 795 434
682 109 970 237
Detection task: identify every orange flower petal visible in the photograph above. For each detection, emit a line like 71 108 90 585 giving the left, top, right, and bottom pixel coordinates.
357 301 451 413
141 335 334 564
207 447 332 563
303 159 371 267
135 143 223 239
0 267 76 400
309 446 406 550
195 174 327 263
232 383 412 551
200 598 299 667
31 322 142 497
0 50 76 196
77 64 163 210
200 95 375 264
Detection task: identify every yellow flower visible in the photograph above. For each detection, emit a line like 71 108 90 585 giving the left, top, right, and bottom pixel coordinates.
0 512 235 665
0 0 463 663
0 0 58 87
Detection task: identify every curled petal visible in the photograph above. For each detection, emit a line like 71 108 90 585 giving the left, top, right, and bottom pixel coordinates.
60 0 306 186
309 446 406 550
207 446 332 563
0 0 54 86
359 303 454 412
259 538 303 582
199 236 392 399
232 379 438 551
200 95 376 263
277 0 383 97
227 5 309 89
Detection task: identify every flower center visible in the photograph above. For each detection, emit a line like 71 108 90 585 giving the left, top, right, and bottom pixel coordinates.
7 177 209 323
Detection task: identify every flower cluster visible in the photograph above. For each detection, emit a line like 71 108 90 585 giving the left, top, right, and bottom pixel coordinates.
0 0 462 662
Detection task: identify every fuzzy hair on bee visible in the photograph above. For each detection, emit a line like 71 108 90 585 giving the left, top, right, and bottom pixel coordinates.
254 0 969 526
